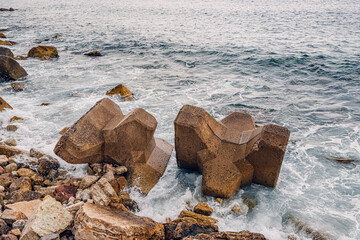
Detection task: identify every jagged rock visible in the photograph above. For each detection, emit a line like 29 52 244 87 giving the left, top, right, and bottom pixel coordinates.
6 124 18 131
0 56 28 80
0 219 10 235
0 173 15 187
89 178 117 206
194 203 213 216
8 190 42 204
0 97 13 112
0 33 6 38
0 144 26 156
12 219 27 230
79 175 98 189
10 228 22 237
174 105 290 198
1 209 27 225
164 221 218 240
0 40 16 46
37 155 60 176
0 47 14 57
29 149 44 159
37 186 57 197
84 51 101 56
73 202 165 239
182 231 267 240
65 201 84 216
20 197 73 240
105 84 134 101
11 82 25 91
178 211 218 225
27 46 58 59
54 98 173 194
4 137 17 146
9 177 32 192
17 168 36 177
53 185 77 203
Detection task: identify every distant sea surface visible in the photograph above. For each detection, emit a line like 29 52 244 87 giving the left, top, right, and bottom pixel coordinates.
1 0 360 239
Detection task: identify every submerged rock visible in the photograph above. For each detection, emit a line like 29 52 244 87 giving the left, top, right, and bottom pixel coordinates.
11 82 25 91
0 56 28 80
174 105 290 198
27 46 58 59
0 47 14 57
105 84 134 101
84 51 101 56
74 202 165 239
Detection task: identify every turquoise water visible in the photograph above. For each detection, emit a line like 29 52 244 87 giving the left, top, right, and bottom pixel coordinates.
1 0 360 239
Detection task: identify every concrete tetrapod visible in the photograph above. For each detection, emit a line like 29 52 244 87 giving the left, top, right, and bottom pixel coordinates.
174 105 290 198
54 98 173 194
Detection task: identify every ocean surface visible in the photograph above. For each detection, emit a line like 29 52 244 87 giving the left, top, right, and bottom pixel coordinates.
1 0 360 239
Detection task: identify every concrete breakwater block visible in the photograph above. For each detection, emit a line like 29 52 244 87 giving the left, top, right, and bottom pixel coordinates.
54 98 173 194
174 105 290 198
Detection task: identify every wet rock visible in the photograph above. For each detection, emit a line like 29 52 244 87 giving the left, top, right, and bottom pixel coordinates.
105 84 134 101
165 221 218 240
0 33 6 38
5 163 18 173
174 105 290 198
1 209 28 225
53 185 77 203
0 8 15 11
117 176 128 191
13 56 28 60
84 51 101 56
216 198 222 204
194 203 213 216
0 47 14 57
178 211 218 225
243 196 257 210
285 216 331 240
11 82 25 91
231 203 247 216
41 102 51 106
27 46 58 59
20 196 73 240
0 56 28 80
54 98 173 194
90 178 117 206
9 177 32 192
6 124 18 132
4 137 17 146
0 218 10 235
79 175 98 189
37 155 60 176
8 190 42 204
182 230 267 240
59 127 69 135
10 116 23 122
0 40 16 46
0 144 26 157
29 148 44 159
0 97 13 111
39 234 59 240
73 202 165 239
52 34 61 39
12 219 27 230
326 156 359 164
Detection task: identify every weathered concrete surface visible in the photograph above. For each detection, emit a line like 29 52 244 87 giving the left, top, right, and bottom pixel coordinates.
174 105 290 198
0 56 28 81
73 202 165 240
54 98 173 194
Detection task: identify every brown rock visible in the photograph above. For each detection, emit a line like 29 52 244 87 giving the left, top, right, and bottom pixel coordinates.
84 51 101 56
0 56 28 80
59 127 69 135
243 196 257 210
79 175 98 189
10 116 23 122
17 168 36 177
0 97 13 111
41 102 50 106
9 177 32 192
73 202 165 239
27 46 58 59
37 155 60 176
5 199 42 218
164 221 218 240
9 229 21 236
117 176 128 191
0 40 16 46
0 33 6 38
178 211 217 225
0 155 9 166
11 82 25 91
0 209 27 225
194 203 213 216
90 178 117 206
182 230 267 240
0 219 10 235
174 105 290 198
105 84 133 99
0 8 15 11
13 56 28 60
53 185 77 203
5 162 18 173
1 234 18 240
30 174 44 185
6 124 18 131
231 204 247 216
0 144 26 157
29 148 44 159
0 173 15 187
0 47 14 57
4 138 17 146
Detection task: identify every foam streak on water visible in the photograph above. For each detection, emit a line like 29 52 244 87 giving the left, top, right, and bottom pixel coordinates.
1 0 360 239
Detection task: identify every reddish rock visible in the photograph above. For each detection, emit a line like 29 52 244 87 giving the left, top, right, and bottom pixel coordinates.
27 46 58 59
53 185 77 203
0 56 28 80
174 105 290 198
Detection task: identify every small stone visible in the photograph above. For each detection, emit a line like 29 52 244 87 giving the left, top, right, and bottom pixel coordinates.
9 177 32 192
1 209 28 225
53 185 77 203
46 169 58 180
4 138 16 146
194 203 213 216
79 175 98 189
59 127 69 135
243 196 257 210
10 82 25 91
0 185 4 192
0 155 9 166
37 155 60 176
65 201 84 216
9 228 21 236
29 148 44 159
11 170 18 177
43 180 51 186
17 168 36 178
6 125 18 132
0 40 16 45
215 198 223 204
231 203 247 216
12 219 27 230
8 190 42 204
10 116 23 122
103 164 115 174
90 178 117 206
41 102 51 106
0 218 10 235
90 163 103 175
1 234 17 240
5 163 17 173
105 84 133 98
52 34 62 39
0 33 6 38
37 186 57 197
115 166 127 175
31 174 44 185
86 166 95 175
84 51 101 56
13 55 28 60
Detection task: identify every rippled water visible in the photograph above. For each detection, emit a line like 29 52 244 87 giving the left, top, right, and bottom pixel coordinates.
1 0 360 239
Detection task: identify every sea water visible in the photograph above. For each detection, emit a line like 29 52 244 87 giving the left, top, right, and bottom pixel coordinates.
1 0 359 239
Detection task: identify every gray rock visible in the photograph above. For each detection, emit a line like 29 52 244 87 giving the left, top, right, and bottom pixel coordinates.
39 233 59 240
13 219 27 231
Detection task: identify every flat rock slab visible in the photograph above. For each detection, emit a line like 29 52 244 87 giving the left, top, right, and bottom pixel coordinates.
74 202 165 240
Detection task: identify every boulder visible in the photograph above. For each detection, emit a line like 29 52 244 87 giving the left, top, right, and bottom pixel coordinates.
0 56 28 80
1 209 27 225
5 199 42 218
0 33 6 38
0 47 14 57
11 82 25 91
73 202 165 239
6 124 18 131
84 51 101 56
27 46 58 59
174 105 290 198
194 203 213 216
54 98 173 194
182 231 267 240
20 197 73 240
178 211 217 225
164 221 218 240
37 155 60 176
